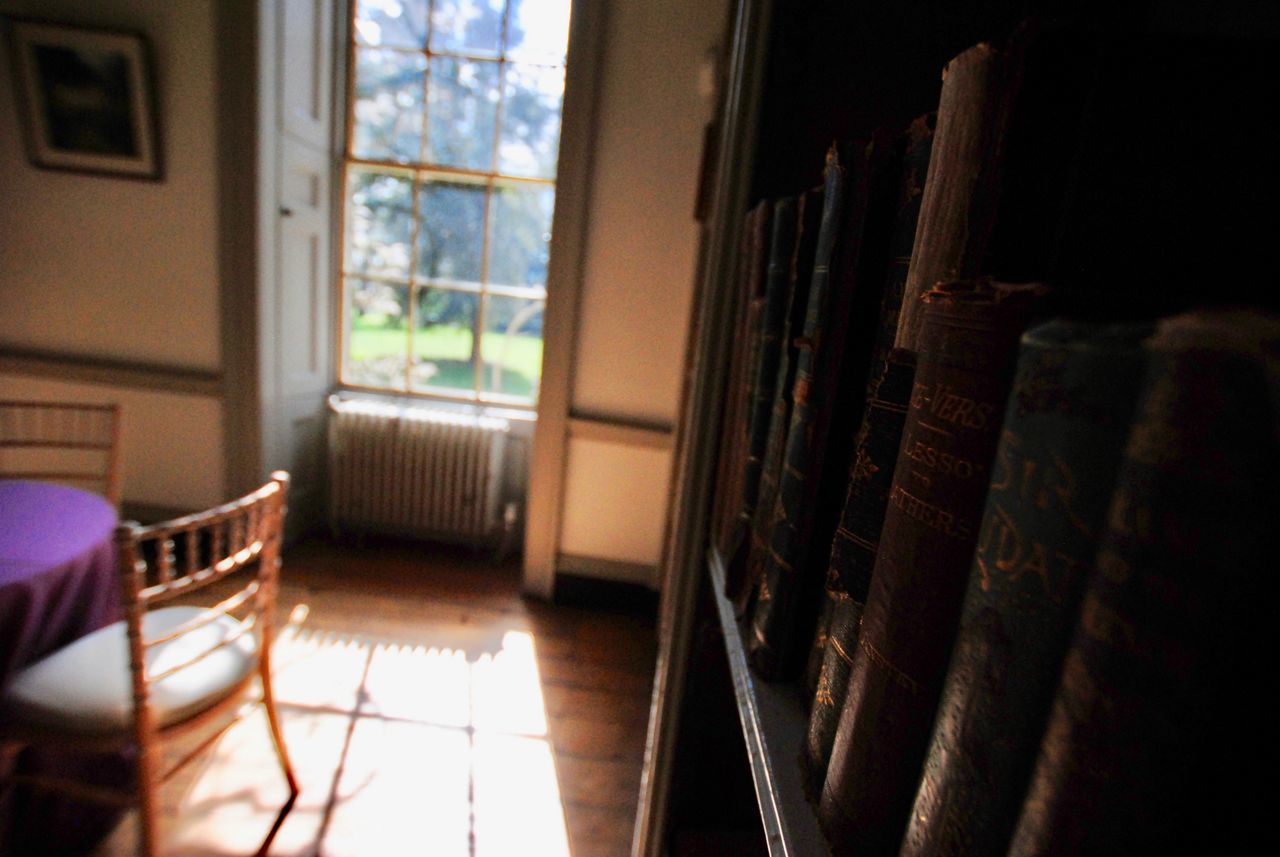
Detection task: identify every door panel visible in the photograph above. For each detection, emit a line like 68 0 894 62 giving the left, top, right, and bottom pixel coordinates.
279 0 333 149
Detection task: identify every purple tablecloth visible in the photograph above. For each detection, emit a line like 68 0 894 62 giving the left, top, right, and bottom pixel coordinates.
0 480 124 856
1 480 122 686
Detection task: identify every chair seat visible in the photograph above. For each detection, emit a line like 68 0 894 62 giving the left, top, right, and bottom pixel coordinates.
3 606 258 734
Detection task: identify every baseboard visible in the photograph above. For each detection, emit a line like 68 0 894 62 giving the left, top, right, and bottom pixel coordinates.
557 552 658 588
554 561 660 616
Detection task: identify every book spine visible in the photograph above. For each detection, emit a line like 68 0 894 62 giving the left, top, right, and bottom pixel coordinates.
900 320 1150 857
802 348 916 798
751 129 905 682
802 115 936 791
747 147 849 676
800 127 921 698
893 45 1007 353
1007 310 1280 857
724 195 799 598
733 186 822 617
712 201 774 557
819 279 1049 856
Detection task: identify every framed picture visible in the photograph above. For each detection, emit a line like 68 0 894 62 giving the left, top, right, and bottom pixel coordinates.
5 19 161 180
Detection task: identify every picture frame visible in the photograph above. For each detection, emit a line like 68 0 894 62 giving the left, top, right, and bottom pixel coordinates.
5 18 161 180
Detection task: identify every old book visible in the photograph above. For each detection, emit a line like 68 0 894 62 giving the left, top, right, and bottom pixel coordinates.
802 113 936 795
891 44 1006 352
732 186 821 618
748 133 898 680
746 146 851 675
900 319 1150 857
1006 310 1280 857
723 195 799 599
710 201 773 558
818 279 1049 856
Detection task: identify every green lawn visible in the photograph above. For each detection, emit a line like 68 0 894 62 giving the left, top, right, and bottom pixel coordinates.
349 318 543 396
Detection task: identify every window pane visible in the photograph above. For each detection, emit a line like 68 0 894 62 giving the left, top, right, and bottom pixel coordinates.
412 288 480 393
487 183 553 288
498 63 564 179
346 169 415 278
352 47 427 163
429 0 504 56
417 178 486 284
504 0 571 63
346 278 410 388
427 57 499 171
354 0 428 49
482 295 543 400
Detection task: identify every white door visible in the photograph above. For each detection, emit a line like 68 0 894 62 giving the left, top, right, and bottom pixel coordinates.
259 0 338 538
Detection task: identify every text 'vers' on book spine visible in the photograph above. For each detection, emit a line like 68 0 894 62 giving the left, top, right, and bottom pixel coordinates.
901 319 1151 857
818 279 1050 857
1007 309 1280 857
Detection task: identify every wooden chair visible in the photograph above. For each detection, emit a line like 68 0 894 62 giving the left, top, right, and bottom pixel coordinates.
0 400 123 506
0 472 298 857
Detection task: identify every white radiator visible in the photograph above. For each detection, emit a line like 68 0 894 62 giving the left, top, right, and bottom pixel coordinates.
327 397 511 544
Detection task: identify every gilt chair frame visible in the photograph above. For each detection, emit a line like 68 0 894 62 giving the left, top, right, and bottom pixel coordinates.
0 400 123 507
1 472 297 857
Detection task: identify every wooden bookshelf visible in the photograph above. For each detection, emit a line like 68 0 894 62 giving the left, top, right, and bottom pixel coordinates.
707 548 831 857
635 3 1280 856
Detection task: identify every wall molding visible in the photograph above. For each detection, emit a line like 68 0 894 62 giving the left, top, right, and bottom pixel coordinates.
567 414 675 450
0 347 222 398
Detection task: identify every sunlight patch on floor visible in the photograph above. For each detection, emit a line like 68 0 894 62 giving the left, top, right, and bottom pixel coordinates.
112 606 574 856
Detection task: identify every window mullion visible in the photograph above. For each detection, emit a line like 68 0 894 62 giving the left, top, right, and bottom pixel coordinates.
475 179 495 397
406 171 426 393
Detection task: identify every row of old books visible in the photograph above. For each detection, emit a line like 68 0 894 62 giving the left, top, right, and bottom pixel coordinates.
706 19 1279 857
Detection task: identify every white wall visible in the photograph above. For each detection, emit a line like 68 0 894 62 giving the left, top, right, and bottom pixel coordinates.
0 0 226 509
555 0 726 578
0 374 225 510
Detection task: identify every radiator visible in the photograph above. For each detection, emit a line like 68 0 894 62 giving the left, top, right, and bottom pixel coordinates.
327 397 511 544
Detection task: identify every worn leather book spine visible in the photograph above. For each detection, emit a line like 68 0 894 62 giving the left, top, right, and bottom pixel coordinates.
818 279 1049 856
900 320 1150 857
733 186 822 618
802 115 936 793
747 147 849 675
1007 311 1280 857
802 348 916 797
800 128 915 699
723 196 799 599
893 45 1007 353
751 131 899 680
711 201 773 559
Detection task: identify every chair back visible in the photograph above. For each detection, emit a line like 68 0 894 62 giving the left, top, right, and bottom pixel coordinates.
115 473 290 730
0 400 123 506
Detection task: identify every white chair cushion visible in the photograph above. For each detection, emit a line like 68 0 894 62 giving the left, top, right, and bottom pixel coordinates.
3 606 258 734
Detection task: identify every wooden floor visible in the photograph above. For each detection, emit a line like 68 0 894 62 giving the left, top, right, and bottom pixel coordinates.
88 537 658 857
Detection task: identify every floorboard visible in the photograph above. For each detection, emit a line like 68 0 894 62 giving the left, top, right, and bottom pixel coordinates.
82 536 657 857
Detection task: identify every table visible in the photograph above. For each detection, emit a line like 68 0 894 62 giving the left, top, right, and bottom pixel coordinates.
0 480 123 855
1 480 121 683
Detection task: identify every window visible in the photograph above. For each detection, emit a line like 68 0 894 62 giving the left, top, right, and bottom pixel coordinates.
340 0 572 406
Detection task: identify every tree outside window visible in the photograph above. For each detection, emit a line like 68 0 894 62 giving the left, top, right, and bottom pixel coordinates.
341 0 570 405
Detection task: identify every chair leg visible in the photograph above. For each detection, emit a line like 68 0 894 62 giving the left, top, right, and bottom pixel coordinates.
259 656 299 799
135 740 160 857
